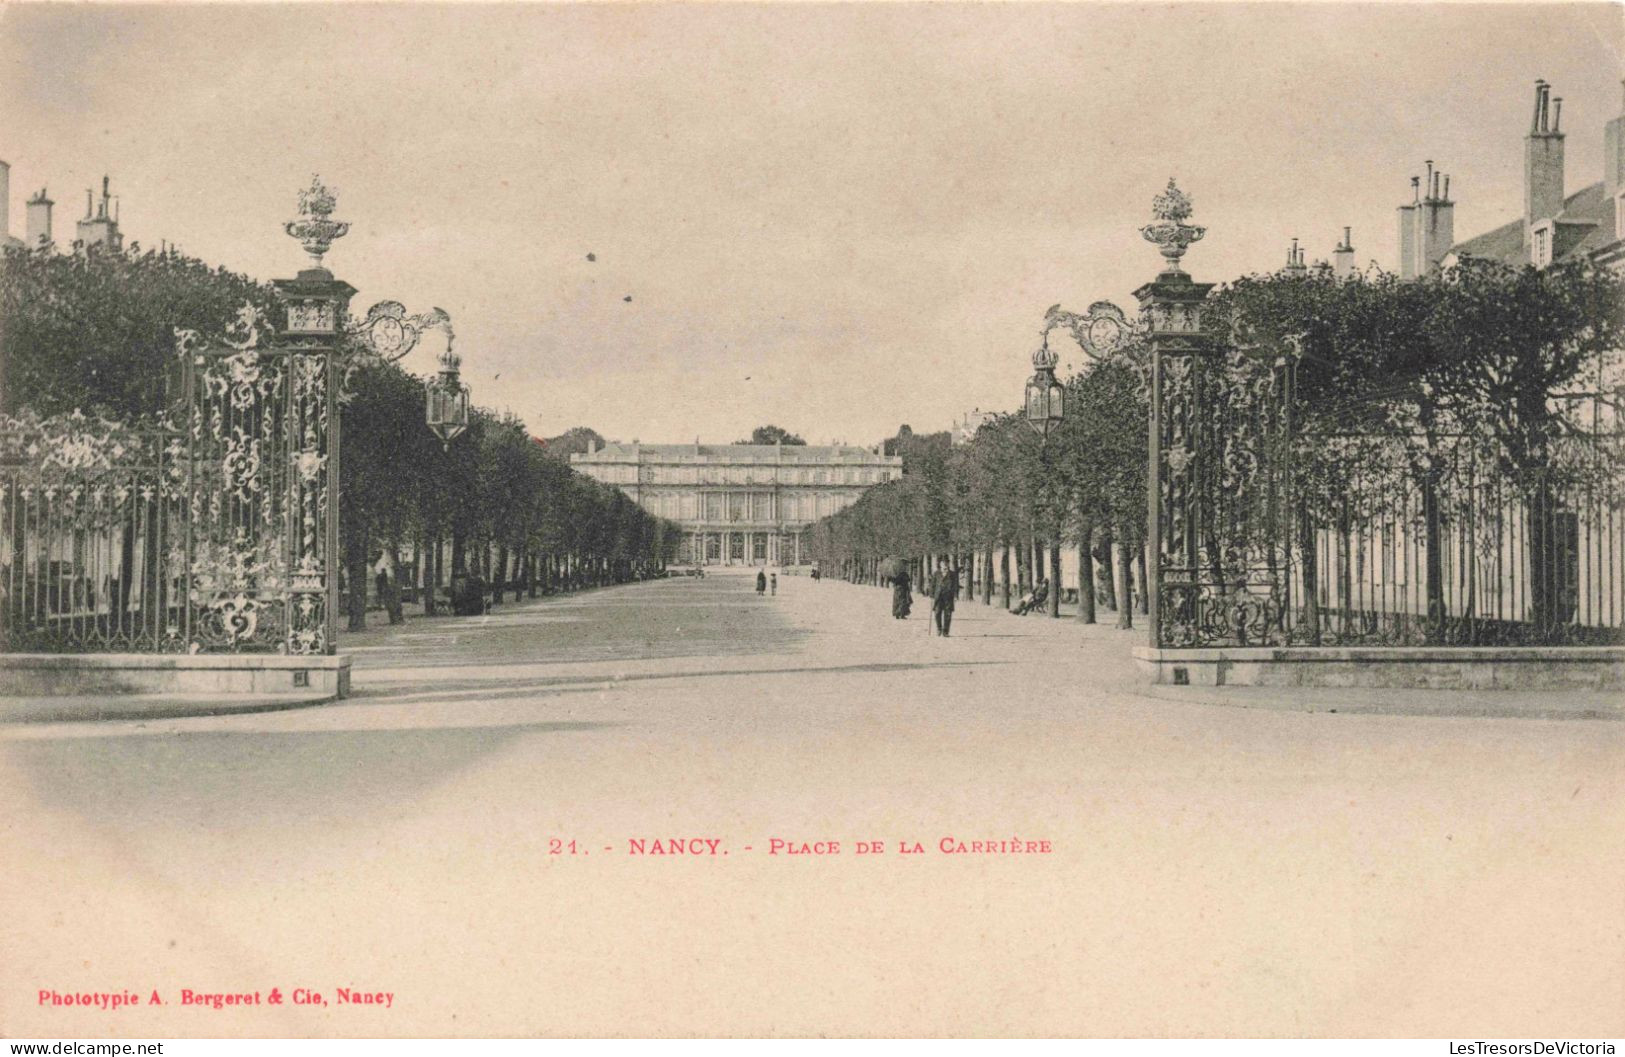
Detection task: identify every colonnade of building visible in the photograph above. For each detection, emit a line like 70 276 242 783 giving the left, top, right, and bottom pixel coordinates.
677 529 806 567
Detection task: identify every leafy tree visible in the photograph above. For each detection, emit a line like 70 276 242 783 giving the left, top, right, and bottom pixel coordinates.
338 361 440 629
0 244 278 419
539 426 605 461
737 425 806 445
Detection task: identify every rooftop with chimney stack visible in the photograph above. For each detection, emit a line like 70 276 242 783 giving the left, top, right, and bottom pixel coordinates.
1397 158 1455 279
75 174 123 253
1445 78 1625 271
1282 237 1309 276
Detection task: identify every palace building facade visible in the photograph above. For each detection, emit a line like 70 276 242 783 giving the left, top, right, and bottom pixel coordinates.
571 442 903 567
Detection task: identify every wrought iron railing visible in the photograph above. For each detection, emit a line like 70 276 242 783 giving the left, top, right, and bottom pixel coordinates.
0 411 187 652
1153 348 1625 649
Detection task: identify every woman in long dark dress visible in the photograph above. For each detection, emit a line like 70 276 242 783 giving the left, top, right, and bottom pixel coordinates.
891 570 913 619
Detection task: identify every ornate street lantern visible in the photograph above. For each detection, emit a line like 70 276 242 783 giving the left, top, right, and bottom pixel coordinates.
426 337 470 450
1024 337 1064 438
348 296 469 449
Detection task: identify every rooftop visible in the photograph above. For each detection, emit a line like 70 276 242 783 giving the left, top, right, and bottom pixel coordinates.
573 442 898 462
1449 181 1618 266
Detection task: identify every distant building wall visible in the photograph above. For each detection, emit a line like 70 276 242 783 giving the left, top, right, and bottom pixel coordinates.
571 442 903 566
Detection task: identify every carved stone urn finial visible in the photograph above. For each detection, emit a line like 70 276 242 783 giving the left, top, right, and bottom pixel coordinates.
1139 177 1206 272
284 175 350 268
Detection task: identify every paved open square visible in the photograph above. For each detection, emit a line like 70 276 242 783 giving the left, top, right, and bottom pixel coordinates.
2 572 1621 1037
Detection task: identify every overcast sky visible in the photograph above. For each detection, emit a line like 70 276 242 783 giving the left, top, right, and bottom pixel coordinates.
2 3 1620 444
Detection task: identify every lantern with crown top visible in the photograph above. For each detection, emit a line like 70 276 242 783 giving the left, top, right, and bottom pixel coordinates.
1024 337 1065 438
426 334 471 450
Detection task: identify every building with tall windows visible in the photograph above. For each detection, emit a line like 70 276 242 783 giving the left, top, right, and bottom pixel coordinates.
571 441 903 567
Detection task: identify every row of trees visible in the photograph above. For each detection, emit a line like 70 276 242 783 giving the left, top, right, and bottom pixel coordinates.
805 357 1149 625
336 359 681 629
0 243 683 633
806 257 1624 637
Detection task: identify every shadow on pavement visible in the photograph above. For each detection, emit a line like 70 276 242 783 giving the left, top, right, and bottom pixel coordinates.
0 720 618 830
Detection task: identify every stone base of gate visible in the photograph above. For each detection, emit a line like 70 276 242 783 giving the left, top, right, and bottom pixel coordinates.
1132 645 1625 690
0 653 352 701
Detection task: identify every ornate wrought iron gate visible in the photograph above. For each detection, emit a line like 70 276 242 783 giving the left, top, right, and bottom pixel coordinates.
1 305 337 655
177 305 337 654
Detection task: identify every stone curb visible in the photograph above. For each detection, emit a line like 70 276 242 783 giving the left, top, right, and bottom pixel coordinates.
0 691 338 724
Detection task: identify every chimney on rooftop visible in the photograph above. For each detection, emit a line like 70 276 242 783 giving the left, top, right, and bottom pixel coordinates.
1605 78 1625 199
1333 227 1355 279
1398 162 1454 278
26 187 53 249
1525 79 1566 238
1398 178 1418 277
1283 237 1307 276
75 175 122 253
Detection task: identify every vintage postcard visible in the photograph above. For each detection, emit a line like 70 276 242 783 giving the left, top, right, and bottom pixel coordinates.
1 1 1622 1043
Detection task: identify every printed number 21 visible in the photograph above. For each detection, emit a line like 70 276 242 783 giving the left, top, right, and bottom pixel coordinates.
549 839 578 855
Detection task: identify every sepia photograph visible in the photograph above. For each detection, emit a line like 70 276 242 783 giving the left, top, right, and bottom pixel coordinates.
0 0 1621 1045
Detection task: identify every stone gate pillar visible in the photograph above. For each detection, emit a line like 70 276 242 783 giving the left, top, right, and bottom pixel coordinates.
1135 180 1212 649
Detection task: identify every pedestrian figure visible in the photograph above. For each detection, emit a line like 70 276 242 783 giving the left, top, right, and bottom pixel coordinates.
933 567 959 636
1014 577 1050 616
770 572 777 596
890 568 912 619
756 569 767 594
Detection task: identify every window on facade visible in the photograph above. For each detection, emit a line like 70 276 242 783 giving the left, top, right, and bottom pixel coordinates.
753 493 773 521
1533 225 1552 268
705 493 724 521
729 493 747 521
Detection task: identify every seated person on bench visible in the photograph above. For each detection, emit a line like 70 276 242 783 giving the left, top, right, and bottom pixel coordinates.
1014 578 1049 615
